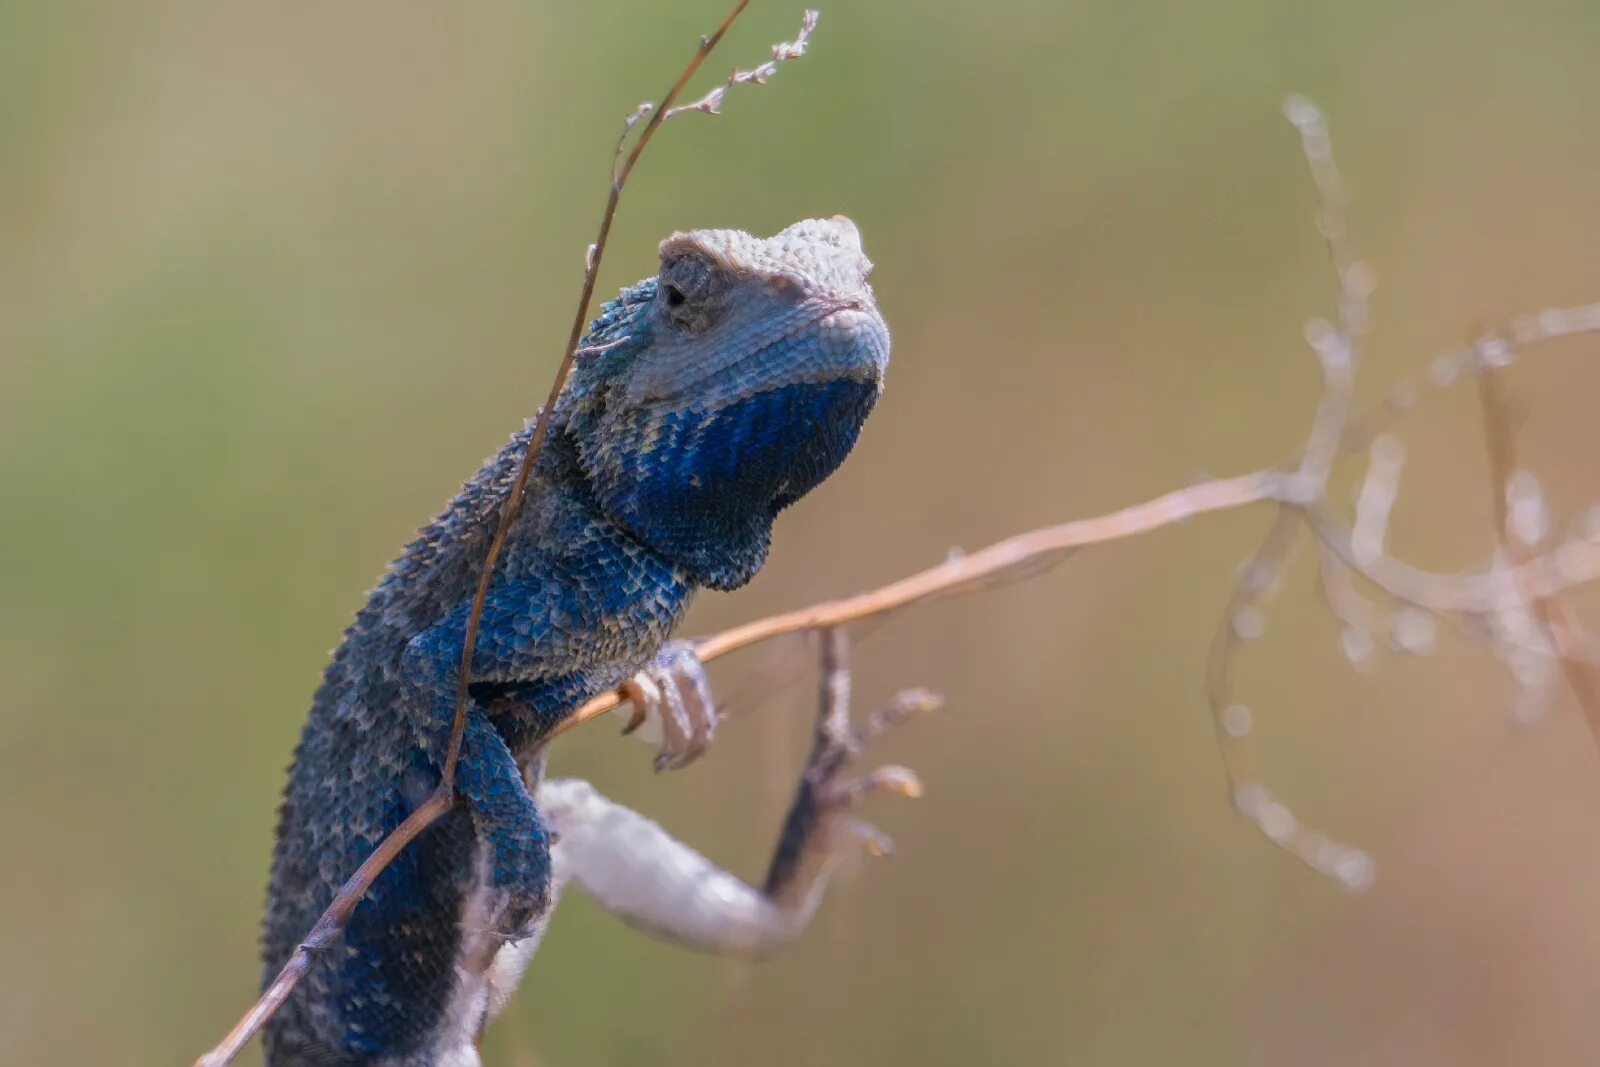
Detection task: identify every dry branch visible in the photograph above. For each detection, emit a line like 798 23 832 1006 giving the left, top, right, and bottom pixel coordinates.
553 472 1283 735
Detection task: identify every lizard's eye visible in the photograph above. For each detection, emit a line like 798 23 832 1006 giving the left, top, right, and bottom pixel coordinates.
658 253 726 332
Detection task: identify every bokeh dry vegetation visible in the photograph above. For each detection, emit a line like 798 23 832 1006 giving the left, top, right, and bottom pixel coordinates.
7 3 1600 1065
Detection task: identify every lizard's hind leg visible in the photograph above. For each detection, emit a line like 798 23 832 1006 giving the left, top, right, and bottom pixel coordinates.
533 629 938 960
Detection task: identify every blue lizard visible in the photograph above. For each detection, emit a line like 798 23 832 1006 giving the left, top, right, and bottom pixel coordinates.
262 218 922 1066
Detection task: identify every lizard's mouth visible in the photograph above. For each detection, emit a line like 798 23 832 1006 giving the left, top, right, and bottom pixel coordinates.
633 301 887 407
723 302 888 396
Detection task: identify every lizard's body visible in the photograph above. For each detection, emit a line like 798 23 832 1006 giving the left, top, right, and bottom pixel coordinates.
262 219 908 1066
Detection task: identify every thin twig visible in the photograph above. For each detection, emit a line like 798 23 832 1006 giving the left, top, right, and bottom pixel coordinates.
1315 544 1381 659
1340 303 1600 454
1304 498 1600 615
1478 370 1600 748
665 9 818 118
1192 97 1374 887
1205 508 1378 890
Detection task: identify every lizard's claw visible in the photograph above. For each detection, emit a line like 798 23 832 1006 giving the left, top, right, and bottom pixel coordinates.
619 640 717 772
833 764 924 805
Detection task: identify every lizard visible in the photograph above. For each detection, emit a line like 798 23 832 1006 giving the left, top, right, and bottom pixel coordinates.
261 216 926 1066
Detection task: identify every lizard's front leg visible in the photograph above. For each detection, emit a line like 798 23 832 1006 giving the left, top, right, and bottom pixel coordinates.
398 573 630 939
398 549 692 940
400 626 553 939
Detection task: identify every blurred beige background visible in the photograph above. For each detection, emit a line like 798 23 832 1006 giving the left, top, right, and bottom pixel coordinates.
6 2 1600 1065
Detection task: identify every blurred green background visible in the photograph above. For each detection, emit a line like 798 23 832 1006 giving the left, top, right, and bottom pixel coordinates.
8 2 1600 1064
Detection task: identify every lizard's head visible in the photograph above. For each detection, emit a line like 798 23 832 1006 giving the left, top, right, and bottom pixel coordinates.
561 216 888 590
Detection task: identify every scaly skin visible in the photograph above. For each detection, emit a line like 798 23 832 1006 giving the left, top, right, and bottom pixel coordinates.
261 218 889 1066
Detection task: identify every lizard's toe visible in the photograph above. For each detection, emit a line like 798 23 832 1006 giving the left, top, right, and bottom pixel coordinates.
829 764 924 807
855 687 943 748
619 672 662 737
830 814 896 858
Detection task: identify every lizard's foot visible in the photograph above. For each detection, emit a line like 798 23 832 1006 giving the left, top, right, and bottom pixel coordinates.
765 686 940 898
803 686 941 855
488 852 553 941
443 707 554 939
619 640 717 772
471 811 552 942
